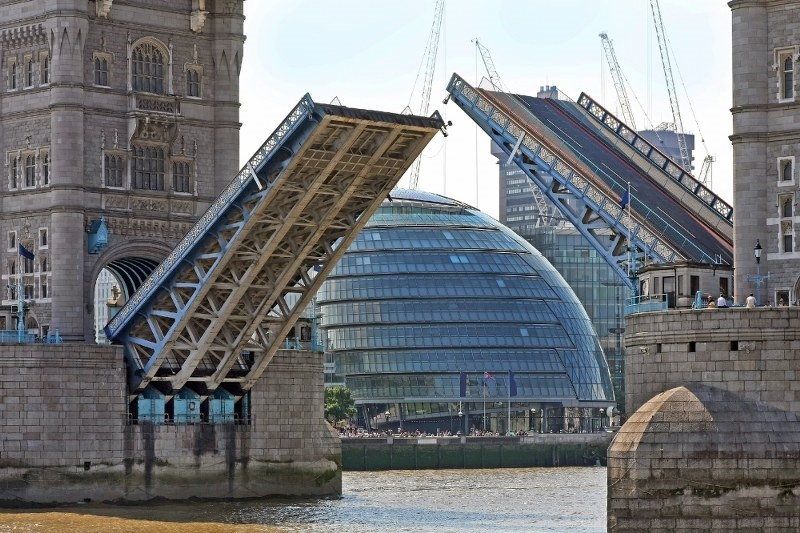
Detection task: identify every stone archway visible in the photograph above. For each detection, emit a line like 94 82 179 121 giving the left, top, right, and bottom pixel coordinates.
89 241 171 343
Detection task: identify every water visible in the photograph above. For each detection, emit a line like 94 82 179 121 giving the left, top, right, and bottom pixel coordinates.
0 467 606 532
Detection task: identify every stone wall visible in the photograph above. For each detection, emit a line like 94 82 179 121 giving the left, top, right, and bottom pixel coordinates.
623 307 800 415
0 345 340 505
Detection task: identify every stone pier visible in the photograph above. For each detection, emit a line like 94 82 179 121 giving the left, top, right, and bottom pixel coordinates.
0 344 340 505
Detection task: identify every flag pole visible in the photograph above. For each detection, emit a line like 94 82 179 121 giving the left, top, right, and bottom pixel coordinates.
16 243 23 342
507 370 511 434
483 380 486 432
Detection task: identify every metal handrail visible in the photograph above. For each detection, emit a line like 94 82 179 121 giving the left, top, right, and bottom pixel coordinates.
106 94 317 338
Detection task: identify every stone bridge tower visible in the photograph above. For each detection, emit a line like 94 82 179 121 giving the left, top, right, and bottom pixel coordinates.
0 0 243 341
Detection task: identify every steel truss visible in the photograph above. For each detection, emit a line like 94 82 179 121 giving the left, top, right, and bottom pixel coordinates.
446 74 681 291
106 94 443 398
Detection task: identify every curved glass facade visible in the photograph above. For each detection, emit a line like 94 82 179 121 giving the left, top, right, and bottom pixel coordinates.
318 189 614 432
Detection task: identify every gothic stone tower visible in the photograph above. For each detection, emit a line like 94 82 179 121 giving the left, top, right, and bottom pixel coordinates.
731 0 800 304
0 0 243 341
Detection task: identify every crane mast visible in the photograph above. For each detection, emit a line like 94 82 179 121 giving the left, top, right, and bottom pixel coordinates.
599 32 637 130
408 0 445 190
649 0 692 171
473 39 557 228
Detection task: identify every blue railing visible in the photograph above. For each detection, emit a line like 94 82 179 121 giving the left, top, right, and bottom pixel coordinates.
0 329 62 344
624 294 668 315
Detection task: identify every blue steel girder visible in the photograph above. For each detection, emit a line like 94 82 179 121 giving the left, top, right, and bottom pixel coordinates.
576 93 733 225
446 74 676 290
106 94 443 397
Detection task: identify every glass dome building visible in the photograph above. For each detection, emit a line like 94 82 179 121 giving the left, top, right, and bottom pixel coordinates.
317 189 614 433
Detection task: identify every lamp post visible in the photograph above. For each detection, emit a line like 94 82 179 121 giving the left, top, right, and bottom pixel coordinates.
748 240 771 306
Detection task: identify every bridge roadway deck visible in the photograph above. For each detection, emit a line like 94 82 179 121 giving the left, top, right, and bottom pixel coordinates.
106 94 443 398
489 91 732 266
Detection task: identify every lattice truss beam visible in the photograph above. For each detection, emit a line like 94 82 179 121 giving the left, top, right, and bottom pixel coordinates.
447 74 681 291
106 95 442 397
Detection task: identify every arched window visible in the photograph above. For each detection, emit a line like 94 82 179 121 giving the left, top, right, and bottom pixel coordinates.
783 197 793 218
782 159 793 182
10 157 17 188
24 155 35 187
104 154 125 187
784 55 794 100
173 161 191 192
186 69 200 97
95 57 109 86
132 146 165 190
40 55 49 84
132 42 165 94
25 59 34 87
8 62 17 90
41 152 49 185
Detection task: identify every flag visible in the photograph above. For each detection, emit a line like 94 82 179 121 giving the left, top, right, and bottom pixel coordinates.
619 189 630 209
509 370 517 397
18 243 34 261
459 372 467 398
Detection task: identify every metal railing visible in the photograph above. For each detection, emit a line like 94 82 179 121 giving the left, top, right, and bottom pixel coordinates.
624 294 668 315
0 329 62 344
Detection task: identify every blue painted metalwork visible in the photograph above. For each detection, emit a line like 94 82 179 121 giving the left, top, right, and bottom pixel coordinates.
103 93 443 398
208 388 235 423
137 387 166 424
624 294 668 315
0 329 62 344
172 388 201 423
446 74 729 290
576 93 733 223
87 217 110 255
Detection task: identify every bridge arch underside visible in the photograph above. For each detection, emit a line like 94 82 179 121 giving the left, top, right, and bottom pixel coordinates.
105 257 160 299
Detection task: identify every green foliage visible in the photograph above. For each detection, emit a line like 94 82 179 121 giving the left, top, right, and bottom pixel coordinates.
324 385 356 423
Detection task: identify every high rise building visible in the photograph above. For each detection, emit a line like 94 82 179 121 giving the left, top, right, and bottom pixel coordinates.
0 1 243 341
731 0 800 305
639 128 695 172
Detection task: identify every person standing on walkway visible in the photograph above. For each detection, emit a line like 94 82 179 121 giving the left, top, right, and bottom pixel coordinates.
717 293 728 308
746 293 756 308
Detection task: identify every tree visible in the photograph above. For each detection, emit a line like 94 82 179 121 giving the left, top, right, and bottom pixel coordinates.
324 385 356 423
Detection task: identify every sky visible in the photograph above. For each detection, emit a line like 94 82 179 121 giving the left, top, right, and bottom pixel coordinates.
239 1 733 218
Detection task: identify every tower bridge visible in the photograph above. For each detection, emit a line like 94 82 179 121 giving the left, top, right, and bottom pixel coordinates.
104 94 443 400
446 74 733 291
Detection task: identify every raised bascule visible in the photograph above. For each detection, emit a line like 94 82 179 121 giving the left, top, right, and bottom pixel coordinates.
106 95 443 401
445 74 733 292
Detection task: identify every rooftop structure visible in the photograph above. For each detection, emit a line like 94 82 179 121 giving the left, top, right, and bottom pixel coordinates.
317 189 615 433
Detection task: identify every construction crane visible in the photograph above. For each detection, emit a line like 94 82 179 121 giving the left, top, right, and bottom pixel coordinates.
406 0 445 190
649 0 691 172
599 32 637 129
472 38 507 92
473 38 558 228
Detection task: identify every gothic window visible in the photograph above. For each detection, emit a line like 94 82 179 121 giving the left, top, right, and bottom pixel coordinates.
41 152 49 185
186 68 200 97
40 257 48 272
782 159 793 182
24 155 35 187
94 57 109 86
38 228 47 249
8 61 16 90
173 161 191 192
9 157 17 188
132 146 165 190
783 55 794 100
783 197 794 218
7 231 16 250
25 59 34 87
132 42 165 94
40 54 49 84
104 153 125 187
40 277 48 299
785 234 794 253
22 255 34 274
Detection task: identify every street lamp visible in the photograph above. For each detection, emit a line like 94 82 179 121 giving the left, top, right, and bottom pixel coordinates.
748 240 770 306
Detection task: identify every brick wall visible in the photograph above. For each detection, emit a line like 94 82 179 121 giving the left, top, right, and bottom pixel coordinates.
0 345 340 504
624 307 800 415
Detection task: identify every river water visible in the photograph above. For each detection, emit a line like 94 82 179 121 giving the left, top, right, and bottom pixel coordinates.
0 467 606 532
